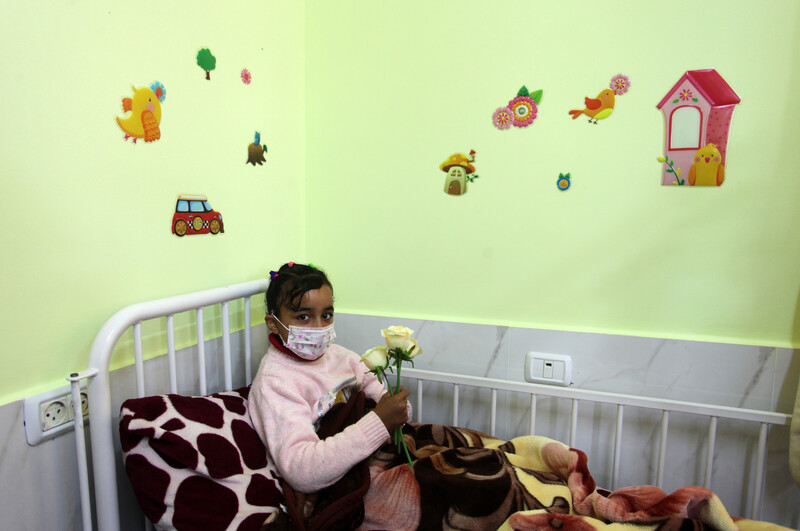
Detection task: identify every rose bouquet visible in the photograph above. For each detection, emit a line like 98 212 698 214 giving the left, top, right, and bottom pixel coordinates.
361 326 422 468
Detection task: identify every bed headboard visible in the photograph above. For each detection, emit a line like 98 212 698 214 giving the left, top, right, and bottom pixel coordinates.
83 280 269 531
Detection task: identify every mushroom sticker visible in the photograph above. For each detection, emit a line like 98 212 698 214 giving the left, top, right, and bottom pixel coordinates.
439 150 479 196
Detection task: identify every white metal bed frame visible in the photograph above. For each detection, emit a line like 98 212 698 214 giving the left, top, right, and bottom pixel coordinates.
70 280 792 531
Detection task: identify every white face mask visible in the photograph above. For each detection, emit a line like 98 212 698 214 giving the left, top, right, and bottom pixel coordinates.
272 315 336 361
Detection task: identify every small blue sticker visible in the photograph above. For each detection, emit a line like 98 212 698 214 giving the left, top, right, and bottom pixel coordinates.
557 173 571 191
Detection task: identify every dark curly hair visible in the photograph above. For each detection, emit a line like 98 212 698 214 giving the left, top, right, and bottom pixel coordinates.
265 263 333 316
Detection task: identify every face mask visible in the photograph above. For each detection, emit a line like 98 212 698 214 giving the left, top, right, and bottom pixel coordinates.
272 315 336 361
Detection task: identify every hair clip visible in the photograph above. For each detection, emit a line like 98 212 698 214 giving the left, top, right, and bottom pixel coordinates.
269 270 279 279
287 262 295 267
308 263 316 269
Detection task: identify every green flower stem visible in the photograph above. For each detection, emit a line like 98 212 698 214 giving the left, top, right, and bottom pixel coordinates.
380 368 393 395
391 348 414 468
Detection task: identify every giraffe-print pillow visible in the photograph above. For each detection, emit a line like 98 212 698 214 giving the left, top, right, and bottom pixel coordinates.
120 387 284 531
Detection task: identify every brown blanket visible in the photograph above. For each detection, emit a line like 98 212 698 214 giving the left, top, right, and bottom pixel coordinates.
272 398 792 531
278 391 374 531
362 424 792 531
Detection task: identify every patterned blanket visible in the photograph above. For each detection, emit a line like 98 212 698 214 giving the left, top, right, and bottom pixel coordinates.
356 423 791 531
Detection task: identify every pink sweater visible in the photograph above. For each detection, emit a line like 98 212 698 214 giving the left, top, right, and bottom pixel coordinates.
248 340 394 493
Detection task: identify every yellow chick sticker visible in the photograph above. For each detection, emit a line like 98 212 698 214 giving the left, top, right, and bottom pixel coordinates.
688 143 725 186
116 82 165 143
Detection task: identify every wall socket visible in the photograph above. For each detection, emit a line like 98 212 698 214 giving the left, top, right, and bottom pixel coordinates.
23 385 89 446
525 352 573 386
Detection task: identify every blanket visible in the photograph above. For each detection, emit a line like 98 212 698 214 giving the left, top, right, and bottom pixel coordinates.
359 423 792 531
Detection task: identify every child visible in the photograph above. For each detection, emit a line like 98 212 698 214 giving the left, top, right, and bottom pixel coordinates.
248 262 410 498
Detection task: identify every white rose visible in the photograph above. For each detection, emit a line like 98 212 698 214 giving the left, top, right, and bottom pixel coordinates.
381 326 415 351
405 338 422 359
361 346 389 371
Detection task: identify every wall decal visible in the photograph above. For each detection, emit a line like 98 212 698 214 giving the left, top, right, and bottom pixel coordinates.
688 143 725 186
171 194 224 237
493 86 542 129
557 173 571 191
656 69 740 186
241 69 252 85
569 74 630 124
116 82 165 143
247 131 267 166
196 48 216 80
657 155 685 185
440 150 478 196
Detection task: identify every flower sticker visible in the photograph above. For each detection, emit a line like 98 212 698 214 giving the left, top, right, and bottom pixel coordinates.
493 107 513 129
492 86 543 130
509 96 538 127
241 69 252 85
610 74 630 95
150 81 166 103
672 86 700 104
557 173 571 191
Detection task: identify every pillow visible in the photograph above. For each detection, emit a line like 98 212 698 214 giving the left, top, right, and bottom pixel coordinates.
120 386 284 531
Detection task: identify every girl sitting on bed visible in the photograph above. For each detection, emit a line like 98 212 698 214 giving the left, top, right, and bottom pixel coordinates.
248 262 411 527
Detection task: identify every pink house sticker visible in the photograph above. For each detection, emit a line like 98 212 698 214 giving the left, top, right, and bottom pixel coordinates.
657 69 740 186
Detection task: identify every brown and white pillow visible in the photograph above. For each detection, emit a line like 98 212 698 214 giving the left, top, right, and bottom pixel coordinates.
120 387 284 531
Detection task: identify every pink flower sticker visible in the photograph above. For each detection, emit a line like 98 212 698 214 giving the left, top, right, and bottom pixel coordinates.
241 69 252 85
493 107 513 129
679 88 693 101
610 74 631 95
508 96 538 128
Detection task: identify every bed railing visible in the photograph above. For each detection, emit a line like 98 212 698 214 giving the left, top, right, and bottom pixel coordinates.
403 368 791 520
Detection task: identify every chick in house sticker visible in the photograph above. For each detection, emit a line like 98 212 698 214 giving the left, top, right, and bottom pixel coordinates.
439 150 478 196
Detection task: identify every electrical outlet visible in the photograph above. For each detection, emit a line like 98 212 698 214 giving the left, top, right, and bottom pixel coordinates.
40 397 71 430
525 352 573 386
23 385 89 446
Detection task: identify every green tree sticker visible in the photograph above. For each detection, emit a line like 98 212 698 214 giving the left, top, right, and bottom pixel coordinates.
197 48 216 80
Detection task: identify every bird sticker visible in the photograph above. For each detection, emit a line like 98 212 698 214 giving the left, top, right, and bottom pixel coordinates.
116 82 165 143
688 143 725 186
247 131 267 166
569 74 630 124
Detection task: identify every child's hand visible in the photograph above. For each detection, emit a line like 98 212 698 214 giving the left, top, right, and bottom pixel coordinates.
374 386 410 432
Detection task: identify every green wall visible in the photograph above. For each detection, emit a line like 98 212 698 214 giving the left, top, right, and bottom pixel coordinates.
306 1 800 347
3 0 800 407
0 1 306 405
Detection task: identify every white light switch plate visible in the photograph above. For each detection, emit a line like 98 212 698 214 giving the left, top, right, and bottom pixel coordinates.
525 352 572 386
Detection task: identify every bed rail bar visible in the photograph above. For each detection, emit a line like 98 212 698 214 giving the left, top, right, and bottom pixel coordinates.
84 280 268 531
403 367 791 520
